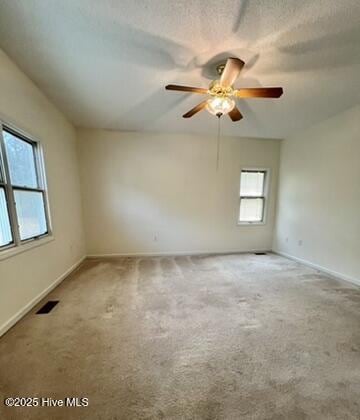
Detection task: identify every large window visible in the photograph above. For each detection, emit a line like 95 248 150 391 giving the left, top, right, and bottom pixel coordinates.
239 169 268 224
0 124 50 251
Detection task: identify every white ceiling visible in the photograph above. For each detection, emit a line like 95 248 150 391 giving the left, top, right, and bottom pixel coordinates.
0 0 359 139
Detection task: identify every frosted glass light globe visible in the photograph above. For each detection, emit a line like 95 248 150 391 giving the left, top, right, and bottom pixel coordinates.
206 96 235 116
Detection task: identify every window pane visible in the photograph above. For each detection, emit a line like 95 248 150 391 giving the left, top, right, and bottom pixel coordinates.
0 188 13 246
3 129 38 188
14 190 47 240
240 171 265 196
239 198 264 222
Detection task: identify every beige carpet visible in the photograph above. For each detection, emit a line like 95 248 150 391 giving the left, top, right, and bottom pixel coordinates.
0 253 360 420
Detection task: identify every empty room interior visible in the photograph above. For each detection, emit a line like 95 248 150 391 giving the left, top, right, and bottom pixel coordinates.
0 1 359 419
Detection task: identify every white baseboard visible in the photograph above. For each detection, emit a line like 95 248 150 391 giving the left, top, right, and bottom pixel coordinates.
0 255 86 337
273 250 360 287
87 248 271 258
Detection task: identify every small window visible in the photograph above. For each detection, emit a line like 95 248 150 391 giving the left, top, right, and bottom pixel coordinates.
239 170 268 224
0 124 51 251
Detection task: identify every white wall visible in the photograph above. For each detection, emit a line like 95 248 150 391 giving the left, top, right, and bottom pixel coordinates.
78 129 280 256
0 49 85 334
273 105 360 284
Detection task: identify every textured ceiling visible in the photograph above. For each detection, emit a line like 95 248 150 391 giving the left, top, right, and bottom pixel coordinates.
0 0 359 138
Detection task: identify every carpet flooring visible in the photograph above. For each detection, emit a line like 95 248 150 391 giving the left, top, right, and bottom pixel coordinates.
0 253 360 420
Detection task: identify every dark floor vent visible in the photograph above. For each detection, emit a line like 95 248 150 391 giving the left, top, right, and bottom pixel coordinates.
36 300 59 314
254 252 267 255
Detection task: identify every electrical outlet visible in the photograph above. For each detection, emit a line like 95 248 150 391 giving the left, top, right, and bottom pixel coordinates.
298 239 303 246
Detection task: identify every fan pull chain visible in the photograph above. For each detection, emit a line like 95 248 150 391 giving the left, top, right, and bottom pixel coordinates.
216 114 221 171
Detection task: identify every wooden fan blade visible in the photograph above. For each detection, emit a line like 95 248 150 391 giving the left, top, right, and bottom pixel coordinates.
183 100 208 118
228 106 243 122
234 87 283 98
165 84 208 94
220 58 245 87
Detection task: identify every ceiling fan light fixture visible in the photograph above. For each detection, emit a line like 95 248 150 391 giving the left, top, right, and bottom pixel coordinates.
206 96 235 117
166 56 283 122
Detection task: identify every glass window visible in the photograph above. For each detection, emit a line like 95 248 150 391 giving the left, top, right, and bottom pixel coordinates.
239 170 267 224
239 198 264 223
239 171 265 196
0 124 50 252
4 129 38 188
14 190 47 240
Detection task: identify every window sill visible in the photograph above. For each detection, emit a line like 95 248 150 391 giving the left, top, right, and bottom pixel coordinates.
0 235 54 261
237 221 266 226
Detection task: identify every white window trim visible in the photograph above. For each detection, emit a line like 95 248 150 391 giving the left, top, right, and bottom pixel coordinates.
0 235 54 261
237 167 270 226
0 120 53 259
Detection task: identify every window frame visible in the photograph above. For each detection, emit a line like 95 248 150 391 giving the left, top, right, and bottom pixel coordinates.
238 168 270 226
0 120 52 254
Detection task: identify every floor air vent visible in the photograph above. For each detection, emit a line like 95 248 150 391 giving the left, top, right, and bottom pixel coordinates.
254 252 267 255
36 300 59 314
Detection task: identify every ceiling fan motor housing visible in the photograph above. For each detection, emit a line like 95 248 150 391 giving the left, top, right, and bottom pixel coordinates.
216 63 226 76
208 80 234 97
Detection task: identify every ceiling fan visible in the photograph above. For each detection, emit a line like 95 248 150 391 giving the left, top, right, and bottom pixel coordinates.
165 57 283 121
